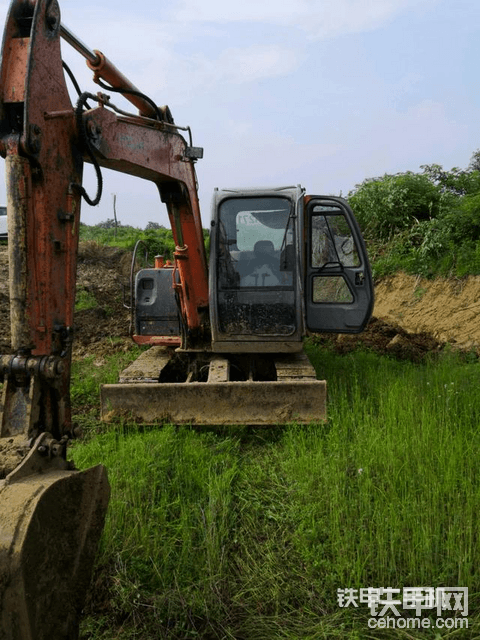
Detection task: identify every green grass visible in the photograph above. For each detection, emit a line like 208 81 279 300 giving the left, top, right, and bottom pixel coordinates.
76 287 99 311
70 347 144 426
70 344 480 639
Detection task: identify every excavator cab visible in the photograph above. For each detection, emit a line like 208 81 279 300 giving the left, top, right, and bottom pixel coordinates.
210 187 302 352
209 186 373 353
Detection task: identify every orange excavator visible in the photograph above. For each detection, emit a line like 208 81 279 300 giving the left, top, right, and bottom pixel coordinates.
0 0 373 637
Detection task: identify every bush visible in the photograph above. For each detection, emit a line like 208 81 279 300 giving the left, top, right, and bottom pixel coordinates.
348 172 441 241
349 163 480 279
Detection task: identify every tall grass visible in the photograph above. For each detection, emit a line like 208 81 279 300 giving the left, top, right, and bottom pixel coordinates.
299 344 480 593
73 425 239 637
71 344 480 639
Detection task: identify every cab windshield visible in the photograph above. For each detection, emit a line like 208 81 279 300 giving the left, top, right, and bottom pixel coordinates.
215 196 297 336
217 197 294 289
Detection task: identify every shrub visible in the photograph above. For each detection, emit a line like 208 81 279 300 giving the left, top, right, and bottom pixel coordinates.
348 172 441 241
349 162 480 278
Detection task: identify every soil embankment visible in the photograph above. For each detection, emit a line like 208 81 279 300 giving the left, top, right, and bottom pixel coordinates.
316 273 480 361
374 272 480 351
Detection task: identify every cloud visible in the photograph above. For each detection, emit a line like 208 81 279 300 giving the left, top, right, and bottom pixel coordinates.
173 0 438 38
163 44 300 101
215 45 300 83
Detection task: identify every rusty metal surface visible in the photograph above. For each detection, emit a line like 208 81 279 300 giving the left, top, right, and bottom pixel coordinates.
0 5 111 638
1 37 29 104
6 155 29 351
101 379 326 425
0 0 85 440
0 463 110 640
87 49 158 119
83 105 209 338
1 0 210 352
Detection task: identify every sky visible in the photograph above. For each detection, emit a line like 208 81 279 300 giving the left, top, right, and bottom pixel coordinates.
0 0 479 228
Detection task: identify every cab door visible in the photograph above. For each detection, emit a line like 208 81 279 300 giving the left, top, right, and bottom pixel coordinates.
305 196 373 333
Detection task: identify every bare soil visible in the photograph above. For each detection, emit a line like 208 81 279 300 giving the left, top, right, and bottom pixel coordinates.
0 242 132 360
375 273 480 351
315 273 480 361
0 243 478 362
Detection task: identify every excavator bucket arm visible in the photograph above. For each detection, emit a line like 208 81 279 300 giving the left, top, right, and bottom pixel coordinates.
0 0 109 637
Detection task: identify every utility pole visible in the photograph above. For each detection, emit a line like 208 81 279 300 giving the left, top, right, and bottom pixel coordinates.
112 193 118 237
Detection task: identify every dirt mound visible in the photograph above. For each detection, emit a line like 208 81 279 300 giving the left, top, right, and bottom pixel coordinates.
315 272 480 361
313 316 444 362
73 243 132 358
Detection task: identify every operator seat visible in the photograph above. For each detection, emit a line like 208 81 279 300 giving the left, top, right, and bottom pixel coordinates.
248 240 278 271
240 240 281 286
253 240 275 257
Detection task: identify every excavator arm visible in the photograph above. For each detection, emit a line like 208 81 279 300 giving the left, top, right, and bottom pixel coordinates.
81 102 209 342
0 0 208 636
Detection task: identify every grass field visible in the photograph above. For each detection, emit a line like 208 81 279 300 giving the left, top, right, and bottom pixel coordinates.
71 342 480 639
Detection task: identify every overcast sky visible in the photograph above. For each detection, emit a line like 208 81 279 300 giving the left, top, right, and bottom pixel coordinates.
0 0 479 228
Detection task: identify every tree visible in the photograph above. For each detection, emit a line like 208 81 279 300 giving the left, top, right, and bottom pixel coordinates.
145 221 165 230
469 149 480 173
420 163 480 196
96 218 121 229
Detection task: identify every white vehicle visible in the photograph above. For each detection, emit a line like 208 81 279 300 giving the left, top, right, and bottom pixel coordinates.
0 206 7 238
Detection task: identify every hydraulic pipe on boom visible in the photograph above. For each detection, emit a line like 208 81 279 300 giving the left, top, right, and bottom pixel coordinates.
59 22 173 122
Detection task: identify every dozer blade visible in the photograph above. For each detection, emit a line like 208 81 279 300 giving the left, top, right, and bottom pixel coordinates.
101 349 326 425
0 436 110 640
102 379 326 425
